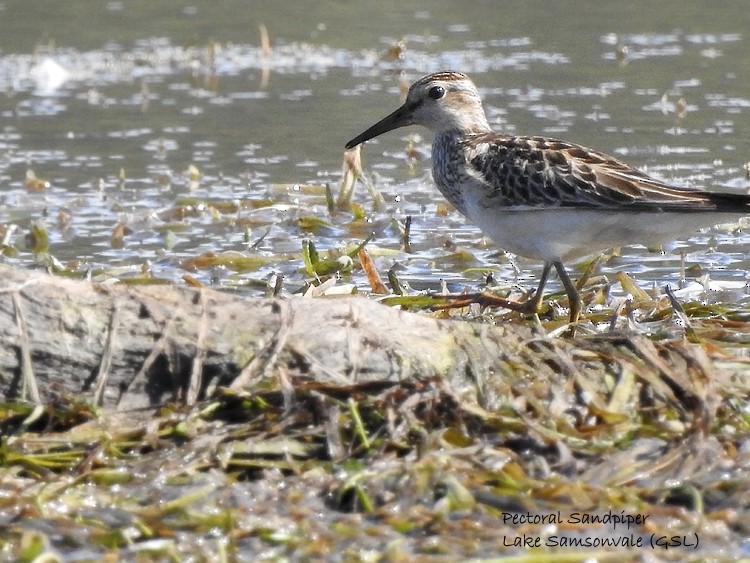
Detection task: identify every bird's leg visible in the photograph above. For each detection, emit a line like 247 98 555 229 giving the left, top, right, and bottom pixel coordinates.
520 261 552 314
554 261 582 332
436 261 583 333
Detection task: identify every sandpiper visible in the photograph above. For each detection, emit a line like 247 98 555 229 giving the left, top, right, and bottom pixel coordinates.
345 71 750 329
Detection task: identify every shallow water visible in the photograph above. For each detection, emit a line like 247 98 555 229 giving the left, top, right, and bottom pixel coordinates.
1 0 749 308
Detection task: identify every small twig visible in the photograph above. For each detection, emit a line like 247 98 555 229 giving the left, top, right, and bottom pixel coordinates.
0 278 40 294
608 298 626 332
272 273 284 297
187 289 208 405
664 285 699 343
277 367 295 414
347 397 371 450
258 23 271 57
358 247 388 295
93 301 121 406
575 255 601 291
12 291 41 404
118 316 176 409
258 24 271 88
429 290 529 313
325 183 335 215
314 393 344 461
403 215 412 253
230 302 294 398
387 266 407 296
336 147 359 210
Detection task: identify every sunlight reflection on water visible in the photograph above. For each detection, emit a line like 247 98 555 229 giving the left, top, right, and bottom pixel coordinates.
0 1 749 312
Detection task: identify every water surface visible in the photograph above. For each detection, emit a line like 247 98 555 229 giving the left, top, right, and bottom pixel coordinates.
1 0 749 309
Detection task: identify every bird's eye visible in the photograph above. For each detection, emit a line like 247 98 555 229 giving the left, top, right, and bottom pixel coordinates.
428 85 446 100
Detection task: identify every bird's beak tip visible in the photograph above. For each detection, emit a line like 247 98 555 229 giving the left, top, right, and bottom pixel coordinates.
344 104 412 151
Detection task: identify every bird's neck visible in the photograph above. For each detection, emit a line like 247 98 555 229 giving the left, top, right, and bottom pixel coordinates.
430 132 474 216
454 106 493 136
434 117 492 140
432 126 488 150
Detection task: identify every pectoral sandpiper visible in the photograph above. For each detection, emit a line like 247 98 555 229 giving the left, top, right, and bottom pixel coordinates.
345 71 750 331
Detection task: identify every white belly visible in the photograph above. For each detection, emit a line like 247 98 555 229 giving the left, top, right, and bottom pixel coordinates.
463 202 742 262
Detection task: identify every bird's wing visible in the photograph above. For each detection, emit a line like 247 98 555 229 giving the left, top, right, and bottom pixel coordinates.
466 134 746 212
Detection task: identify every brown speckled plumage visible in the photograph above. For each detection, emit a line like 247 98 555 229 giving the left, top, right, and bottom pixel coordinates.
346 71 750 330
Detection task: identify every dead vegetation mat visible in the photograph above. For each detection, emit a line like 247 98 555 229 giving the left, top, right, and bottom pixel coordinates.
0 269 749 561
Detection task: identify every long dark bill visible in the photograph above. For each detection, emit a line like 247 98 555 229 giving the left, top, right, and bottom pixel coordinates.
345 102 416 149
